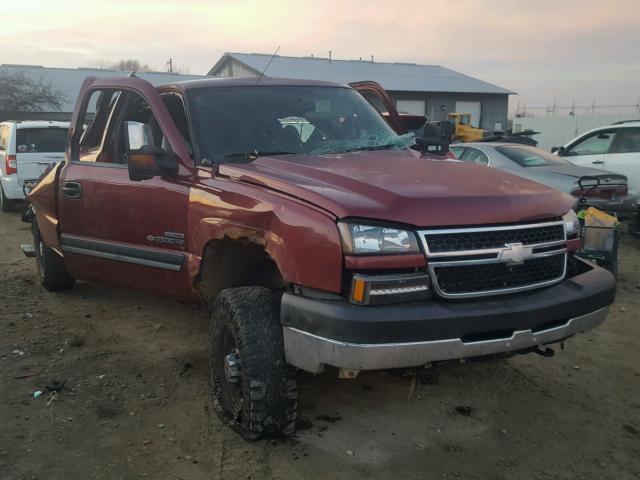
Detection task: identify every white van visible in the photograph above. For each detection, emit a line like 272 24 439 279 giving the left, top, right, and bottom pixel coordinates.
0 120 69 211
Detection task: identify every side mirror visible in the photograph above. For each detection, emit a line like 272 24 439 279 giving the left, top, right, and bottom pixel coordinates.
551 146 558 153
555 146 567 156
124 121 177 181
416 121 452 155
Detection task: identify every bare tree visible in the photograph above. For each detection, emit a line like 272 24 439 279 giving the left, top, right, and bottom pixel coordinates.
0 70 66 112
110 59 154 72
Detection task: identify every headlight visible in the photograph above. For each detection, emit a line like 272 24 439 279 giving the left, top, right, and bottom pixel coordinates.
338 222 420 255
563 210 581 238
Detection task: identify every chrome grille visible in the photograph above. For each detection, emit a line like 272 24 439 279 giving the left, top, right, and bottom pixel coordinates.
419 221 567 299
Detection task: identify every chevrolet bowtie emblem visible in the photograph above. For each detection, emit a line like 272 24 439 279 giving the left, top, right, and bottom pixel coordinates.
499 242 533 265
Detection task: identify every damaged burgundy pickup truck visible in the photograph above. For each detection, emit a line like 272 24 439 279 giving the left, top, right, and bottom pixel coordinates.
24 76 615 440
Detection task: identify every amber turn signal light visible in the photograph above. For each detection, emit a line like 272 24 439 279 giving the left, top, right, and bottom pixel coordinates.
349 273 430 305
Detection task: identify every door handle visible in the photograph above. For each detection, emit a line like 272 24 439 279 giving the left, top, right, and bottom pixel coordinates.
592 160 604 164
61 181 82 199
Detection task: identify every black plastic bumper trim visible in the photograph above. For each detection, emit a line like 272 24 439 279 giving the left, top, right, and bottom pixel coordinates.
280 258 615 344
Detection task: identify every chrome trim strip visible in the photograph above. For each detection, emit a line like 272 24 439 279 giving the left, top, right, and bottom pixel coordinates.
429 253 567 299
430 248 567 266
419 220 565 236
61 245 183 271
427 240 567 258
369 285 429 296
283 307 609 374
60 234 185 271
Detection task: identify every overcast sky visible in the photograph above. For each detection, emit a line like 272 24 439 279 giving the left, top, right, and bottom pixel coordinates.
3 0 639 114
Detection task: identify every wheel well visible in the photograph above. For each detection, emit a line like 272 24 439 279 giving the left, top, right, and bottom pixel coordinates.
197 237 286 306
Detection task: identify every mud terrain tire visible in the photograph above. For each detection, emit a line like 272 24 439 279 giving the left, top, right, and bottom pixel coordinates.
33 222 75 291
210 286 297 440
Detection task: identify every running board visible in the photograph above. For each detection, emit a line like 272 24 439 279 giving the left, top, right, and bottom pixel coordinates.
21 245 36 258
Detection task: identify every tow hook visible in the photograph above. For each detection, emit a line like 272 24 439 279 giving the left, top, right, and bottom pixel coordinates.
532 346 555 357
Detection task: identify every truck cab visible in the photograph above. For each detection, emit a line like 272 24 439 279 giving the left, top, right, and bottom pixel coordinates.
25 76 616 440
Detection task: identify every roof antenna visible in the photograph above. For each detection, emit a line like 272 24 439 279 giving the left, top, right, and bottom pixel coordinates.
255 46 280 86
128 71 137 77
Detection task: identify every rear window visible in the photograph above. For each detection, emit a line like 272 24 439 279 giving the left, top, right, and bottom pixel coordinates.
16 128 67 153
496 145 570 167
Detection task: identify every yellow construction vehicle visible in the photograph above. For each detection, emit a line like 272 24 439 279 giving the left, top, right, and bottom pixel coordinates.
448 113 485 142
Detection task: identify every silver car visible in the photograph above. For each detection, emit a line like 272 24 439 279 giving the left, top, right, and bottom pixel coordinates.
451 143 631 213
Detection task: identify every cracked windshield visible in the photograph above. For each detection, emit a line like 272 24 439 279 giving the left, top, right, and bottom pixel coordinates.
189 85 414 163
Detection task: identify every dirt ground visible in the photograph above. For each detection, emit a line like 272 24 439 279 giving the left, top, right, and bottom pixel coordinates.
1 208 639 480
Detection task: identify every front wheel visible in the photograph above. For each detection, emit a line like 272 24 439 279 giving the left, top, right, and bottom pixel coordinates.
33 222 75 291
210 286 297 440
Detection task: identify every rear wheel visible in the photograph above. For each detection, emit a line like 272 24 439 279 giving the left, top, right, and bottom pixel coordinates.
33 222 75 291
0 184 15 212
210 286 297 440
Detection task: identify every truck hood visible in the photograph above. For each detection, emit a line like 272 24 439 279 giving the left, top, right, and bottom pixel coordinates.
218 150 575 227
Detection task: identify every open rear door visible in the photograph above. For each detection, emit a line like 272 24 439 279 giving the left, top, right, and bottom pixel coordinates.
350 81 408 135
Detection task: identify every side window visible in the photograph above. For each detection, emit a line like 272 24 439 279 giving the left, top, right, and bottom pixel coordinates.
460 147 489 165
0 126 7 150
612 128 640 154
161 93 192 148
113 92 167 164
450 146 465 159
567 129 617 156
77 89 121 162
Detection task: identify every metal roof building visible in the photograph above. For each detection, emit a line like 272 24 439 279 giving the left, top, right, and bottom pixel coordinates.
209 53 514 132
0 64 207 121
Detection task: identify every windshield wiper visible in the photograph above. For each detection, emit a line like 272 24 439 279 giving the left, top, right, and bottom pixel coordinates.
252 151 297 157
341 143 400 153
223 151 297 161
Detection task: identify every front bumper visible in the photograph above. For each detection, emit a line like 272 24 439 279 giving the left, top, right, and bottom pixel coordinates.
281 259 615 373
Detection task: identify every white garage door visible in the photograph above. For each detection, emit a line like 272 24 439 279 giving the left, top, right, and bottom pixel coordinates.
396 100 426 116
455 101 482 128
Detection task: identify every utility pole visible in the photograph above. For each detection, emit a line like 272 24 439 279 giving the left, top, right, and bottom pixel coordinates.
167 58 173 73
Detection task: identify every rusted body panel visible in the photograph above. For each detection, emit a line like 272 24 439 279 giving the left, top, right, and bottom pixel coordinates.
188 172 342 293
28 163 63 252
